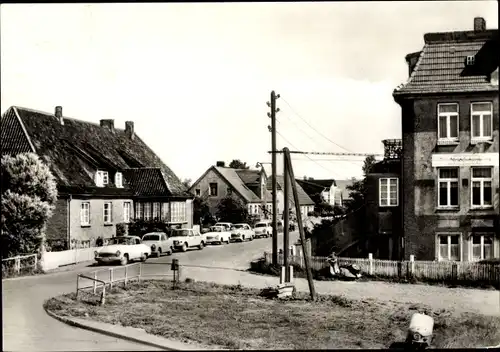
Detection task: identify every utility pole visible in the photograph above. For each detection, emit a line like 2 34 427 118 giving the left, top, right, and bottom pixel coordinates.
267 91 280 266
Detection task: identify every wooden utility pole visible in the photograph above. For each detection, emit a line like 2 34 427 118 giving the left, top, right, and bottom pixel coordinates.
283 147 316 300
267 91 280 265
283 151 290 282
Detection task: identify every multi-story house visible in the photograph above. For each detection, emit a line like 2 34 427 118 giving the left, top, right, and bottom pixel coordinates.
297 178 353 208
189 161 273 218
1 106 193 250
267 176 315 220
393 17 499 261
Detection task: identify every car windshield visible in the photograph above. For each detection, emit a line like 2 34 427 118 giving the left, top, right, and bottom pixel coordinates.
171 229 190 237
142 234 160 241
255 223 267 228
233 224 244 229
109 237 135 245
210 227 223 232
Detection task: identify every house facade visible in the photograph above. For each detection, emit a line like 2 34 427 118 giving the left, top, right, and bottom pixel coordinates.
267 176 315 220
189 161 273 219
1 106 193 250
393 17 499 262
297 178 353 208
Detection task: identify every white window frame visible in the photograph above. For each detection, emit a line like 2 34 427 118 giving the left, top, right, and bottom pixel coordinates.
195 189 201 197
471 167 493 209
123 201 131 223
437 103 459 144
152 202 160 220
81 202 90 226
143 203 152 221
379 178 398 207
466 55 475 66
162 202 170 221
115 172 123 188
209 183 218 197
170 201 186 223
471 102 493 142
437 168 459 208
469 232 495 261
103 202 113 224
436 232 462 262
135 202 143 220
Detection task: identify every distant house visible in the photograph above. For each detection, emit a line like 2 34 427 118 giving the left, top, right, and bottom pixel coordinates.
189 161 273 219
267 176 315 219
1 106 193 250
296 178 353 207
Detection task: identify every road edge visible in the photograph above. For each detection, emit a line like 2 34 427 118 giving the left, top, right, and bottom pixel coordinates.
43 306 198 351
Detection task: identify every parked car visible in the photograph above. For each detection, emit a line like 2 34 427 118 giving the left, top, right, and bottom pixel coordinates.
171 228 205 252
205 226 231 245
94 236 151 266
254 221 272 238
214 222 233 231
141 232 174 257
230 223 255 242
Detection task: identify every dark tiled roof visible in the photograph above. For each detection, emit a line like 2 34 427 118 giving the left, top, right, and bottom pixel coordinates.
123 168 171 197
1 107 34 155
394 29 498 95
1 106 190 197
295 179 324 205
266 175 315 206
235 169 260 184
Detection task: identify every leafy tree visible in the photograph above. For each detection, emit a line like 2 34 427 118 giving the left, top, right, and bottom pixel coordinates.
228 159 249 169
127 219 172 238
193 196 210 225
182 178 192 189
1 153 58 258
216 196 249 223
344 155 376 211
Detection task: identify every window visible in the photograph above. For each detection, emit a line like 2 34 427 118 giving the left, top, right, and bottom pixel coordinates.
171 202 186 223
152 202 160 220
103 202 112 224
437 103 459 142
123 202 131 223
227 187 232 196
438 168 459 208
136 202 143 220
162 202 170 221
466 55 475 66
95 170 109 187
81 202 90 226
438 234 461 261
143 203 152 221
195 189 201 197
471 167 493 208
471 102 493 141
379 178 398 207
209 183 218 197
470 233 494 261
115 172 123 188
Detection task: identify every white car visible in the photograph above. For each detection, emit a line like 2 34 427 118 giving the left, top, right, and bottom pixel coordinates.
205 226 231 245
214 222 233 231
230 223 255 242
254 221 272 238
171 228 205 252
141 232 174 257
94 236 152 265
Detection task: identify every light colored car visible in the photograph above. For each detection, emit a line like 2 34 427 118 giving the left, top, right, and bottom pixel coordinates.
254 221 272 238
214 222 233 231
141 232 174 257
94 236 151 265
230 223 255 242
205 226 231 245
171 228 205 252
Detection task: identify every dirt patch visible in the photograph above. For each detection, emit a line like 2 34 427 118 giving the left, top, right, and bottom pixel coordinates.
44 280 500 350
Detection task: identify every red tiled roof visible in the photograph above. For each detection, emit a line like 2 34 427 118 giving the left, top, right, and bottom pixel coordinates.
394 29 498 95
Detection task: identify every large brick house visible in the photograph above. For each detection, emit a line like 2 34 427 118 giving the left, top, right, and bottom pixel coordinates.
1 106 194 250
392 17 499 261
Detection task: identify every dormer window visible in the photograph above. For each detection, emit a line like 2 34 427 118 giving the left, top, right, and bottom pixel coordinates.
115 172 123 188
466 55 475 66
95 170 109 187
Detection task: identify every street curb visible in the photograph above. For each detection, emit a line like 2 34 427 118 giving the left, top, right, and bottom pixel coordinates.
44 307 199 351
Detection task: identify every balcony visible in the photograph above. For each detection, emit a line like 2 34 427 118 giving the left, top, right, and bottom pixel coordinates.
382 139 402 160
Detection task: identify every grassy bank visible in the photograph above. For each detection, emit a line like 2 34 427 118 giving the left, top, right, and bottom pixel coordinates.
44 280 500 349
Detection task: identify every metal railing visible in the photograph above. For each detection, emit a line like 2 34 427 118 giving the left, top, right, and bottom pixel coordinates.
2 254 38 275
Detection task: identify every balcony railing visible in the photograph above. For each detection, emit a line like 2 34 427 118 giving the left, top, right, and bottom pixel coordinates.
382 139 402 160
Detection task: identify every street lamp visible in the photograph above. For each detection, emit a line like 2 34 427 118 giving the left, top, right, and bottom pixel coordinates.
256 161 272 220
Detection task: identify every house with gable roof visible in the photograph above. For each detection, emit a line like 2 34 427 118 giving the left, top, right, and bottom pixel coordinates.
1 105 194 250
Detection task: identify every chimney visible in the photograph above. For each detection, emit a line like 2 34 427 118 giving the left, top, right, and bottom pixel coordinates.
125 121 134 140
405 52 421 78
100 119 115 133
216 161 225 167
474 17 486 32
55 106 64 125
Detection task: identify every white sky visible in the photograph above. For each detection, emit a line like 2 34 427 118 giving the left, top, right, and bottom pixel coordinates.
1 2 498 183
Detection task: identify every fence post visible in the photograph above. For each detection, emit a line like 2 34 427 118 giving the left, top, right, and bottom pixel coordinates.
34 254 38 271
139 263 142 282
15 257 21 274
452 262 458 283
124 266 128 287
109 268 113 289
93 272 97 294
368 253 373 276
409 255 415 279
76 275 80 300
101 284 106 305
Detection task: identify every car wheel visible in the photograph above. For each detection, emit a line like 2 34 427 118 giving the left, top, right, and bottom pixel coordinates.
158 248 162 257
226 239 230 244
120 255 129 266
181 243 188 252
198 241 204 250
242 236 245 242
140 253 147 262
250 236 254 241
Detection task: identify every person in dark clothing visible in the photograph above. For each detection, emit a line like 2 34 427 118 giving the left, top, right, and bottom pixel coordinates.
96 237 103 247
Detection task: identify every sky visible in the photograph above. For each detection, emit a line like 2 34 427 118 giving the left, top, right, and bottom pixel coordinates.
1 2 498 183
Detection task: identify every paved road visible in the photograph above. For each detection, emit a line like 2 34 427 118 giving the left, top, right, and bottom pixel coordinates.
2 233 287 351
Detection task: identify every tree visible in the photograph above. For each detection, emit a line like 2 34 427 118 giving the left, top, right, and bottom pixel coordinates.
344 155 376 211
1 153 58 258
193 196 210 225
182 178 192 189
216 196 249 223
228 159 249 169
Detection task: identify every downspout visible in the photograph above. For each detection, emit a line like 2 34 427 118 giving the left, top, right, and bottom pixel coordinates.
68 195 72 251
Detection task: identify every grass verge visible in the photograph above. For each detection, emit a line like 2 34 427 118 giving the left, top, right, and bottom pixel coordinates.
44 279 500 350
